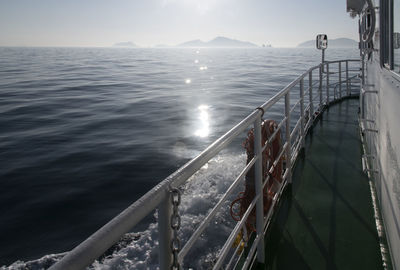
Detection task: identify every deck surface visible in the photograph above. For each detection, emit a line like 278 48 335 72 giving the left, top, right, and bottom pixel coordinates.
263 98 383 270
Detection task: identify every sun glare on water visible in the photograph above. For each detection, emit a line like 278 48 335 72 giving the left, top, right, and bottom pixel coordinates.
195 105 210 137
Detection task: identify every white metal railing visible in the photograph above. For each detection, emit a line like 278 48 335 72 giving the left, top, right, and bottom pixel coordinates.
49 59 361 270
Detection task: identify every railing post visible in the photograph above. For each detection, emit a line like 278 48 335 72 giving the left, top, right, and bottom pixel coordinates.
319 65 323 110
339 62 342 99
346 60 349 96
300 78 305 148
309 71 314 118
361 54 365 87
254 115 265 264
326 63 330 104
158 193 173 270
285 92 292 184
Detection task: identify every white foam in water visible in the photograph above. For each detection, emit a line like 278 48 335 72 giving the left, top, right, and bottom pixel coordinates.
1 253 66 270
94 153 246 270
2 153 246 270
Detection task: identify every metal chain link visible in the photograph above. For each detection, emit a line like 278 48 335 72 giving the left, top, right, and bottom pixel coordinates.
170 188 181 270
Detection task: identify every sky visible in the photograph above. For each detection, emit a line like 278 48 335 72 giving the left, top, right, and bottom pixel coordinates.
0 0 358 47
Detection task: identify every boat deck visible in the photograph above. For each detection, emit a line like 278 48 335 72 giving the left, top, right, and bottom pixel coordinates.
262 98 383 269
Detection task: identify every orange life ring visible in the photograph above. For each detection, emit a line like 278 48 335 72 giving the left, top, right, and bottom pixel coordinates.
230 119 283 234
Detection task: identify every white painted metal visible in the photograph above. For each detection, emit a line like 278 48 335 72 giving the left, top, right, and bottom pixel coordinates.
254 115 265 264
309 72 314 117
339 62 342 98
212 193 261 270
49 59 360 270
326 63 330 103
284 92 292 184
178 157 256 261
300 78 305 148
158 193 173 270
319 65 323 108
357 1 400 266
361 87 379 119
346 60 349 95
290 118 302 142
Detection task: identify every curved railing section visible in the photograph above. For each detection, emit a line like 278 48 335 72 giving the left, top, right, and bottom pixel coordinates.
49 59 361 270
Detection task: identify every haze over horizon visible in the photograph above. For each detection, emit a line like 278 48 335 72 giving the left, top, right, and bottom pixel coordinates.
0 0 358 48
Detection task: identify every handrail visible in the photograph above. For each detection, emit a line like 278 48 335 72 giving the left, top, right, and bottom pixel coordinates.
49 59 361 270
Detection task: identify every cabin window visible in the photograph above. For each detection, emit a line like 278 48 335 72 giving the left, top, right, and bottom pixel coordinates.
394 0 400 72
380 0 391 66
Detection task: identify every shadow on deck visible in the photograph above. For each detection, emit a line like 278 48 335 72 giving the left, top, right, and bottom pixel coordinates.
262 98 383 270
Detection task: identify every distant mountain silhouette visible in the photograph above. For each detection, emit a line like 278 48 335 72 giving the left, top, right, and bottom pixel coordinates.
177 37 258 48
297 38 358 48
178 39 207 47
113 42 136 47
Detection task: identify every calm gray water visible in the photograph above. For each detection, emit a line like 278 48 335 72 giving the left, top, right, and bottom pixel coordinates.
0 47 358 268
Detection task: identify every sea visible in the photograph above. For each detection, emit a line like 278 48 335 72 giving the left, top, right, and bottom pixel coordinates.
0 47 359 269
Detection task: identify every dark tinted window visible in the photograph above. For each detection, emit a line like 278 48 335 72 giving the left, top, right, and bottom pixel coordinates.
380 0 391 65
394 0 400 72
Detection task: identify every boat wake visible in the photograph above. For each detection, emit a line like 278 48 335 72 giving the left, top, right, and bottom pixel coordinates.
2 153 246 270
1 253 66 270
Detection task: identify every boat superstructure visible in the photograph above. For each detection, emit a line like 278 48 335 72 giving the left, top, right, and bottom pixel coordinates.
48 0 400 269
350 0 400 268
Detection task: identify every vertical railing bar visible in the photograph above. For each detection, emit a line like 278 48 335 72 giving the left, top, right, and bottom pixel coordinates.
305 114 313 134
254 115 265 264
339 62 342 99
158 193 173 270
212 193 260 270
309 71 314 119
241 234 263 270
346 60 349 96
300 78 305 148
319 65 323 110
332 83 335 100
326 63 330 104
285 92 292 184
361 55 365 87
225 239 243 270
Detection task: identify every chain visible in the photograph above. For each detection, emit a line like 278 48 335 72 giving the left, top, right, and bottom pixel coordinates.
170 187 181 270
